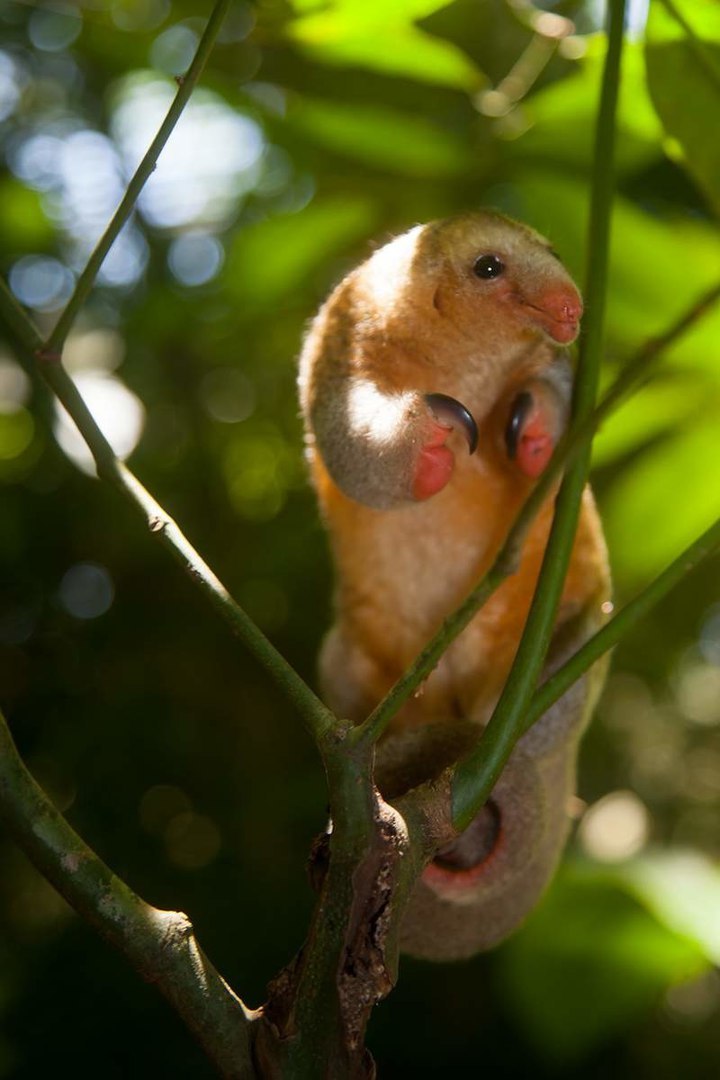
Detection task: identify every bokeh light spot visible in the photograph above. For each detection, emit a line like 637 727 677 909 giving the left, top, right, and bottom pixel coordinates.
112 0 170 33
59 562 115 620
99 224 149 287
111 75 264 228
217 2 255 44
578 790 650 863
0 50 24 121
164 811 221 869
168 232 224 286
673 658 720 727
10 132 66 192
699 604 720 667
9 255 74 312
0 357 31 409
223 428 294 521
63 329 125 374
139 784 192 835
665 971 720 1025
200 367 255 423
151 24 198 75
28 4 82 53
53 371 145 474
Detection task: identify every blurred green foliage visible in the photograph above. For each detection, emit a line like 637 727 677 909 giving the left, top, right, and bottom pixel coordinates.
0 0 719 1076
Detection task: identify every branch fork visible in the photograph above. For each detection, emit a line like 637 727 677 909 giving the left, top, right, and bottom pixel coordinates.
2 0 720 1075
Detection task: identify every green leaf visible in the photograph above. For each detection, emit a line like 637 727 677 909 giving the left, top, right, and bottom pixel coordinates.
0 408 34 461
592 375 713 467
485 173 720 592
645 0 720 212
291 0 455 17
224 196 377 306
286 0 483 89
499 862 707 1062
603 419 720 588
0 178 53 249
287 96 473 176
521 39 663 176
620 851 720 965
511 171 720 361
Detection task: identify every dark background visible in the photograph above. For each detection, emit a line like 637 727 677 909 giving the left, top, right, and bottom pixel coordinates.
1 1 720 1076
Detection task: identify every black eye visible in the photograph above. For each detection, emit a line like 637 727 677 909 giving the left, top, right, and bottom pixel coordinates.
473 254 504 279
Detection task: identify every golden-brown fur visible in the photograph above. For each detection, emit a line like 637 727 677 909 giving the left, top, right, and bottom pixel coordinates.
299 212 611 958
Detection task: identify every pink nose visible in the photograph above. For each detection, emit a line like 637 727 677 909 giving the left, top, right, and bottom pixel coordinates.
524 285 583 344
543 288 583 325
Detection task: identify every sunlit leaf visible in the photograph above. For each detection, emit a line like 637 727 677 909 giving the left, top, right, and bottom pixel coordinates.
645 0 720 211
592 376 714 467
0 408 34 460
291 26 482 89
499 862 707 1062
620 851 720 965
603 420 720 588
521 39 663 175
291 0 455 17
511 171 720 364
224 197 377 306
286 0 482 89
0 178 52 248
287 97 473 176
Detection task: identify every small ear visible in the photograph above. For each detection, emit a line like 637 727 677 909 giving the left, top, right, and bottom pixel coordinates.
505 376 569 479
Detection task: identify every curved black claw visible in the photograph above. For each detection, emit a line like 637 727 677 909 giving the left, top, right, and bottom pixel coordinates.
505 390 534 461
425 392 479 455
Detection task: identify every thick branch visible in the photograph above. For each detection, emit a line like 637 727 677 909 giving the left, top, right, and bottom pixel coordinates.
0 708 256 1078
258 736 403 1078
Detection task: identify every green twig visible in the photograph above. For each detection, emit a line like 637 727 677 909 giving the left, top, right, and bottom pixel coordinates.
596 278 720 420
20 327 336 741
43 0 232 356
525 515 720 729
1 288 335 745
111 461 339 742
451 0 627 830
0 707 256 1077
352 272 720 750
0 30 336 751
0 277 43 353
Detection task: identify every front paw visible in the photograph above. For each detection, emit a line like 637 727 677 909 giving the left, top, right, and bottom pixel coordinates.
412 394 478 501
504 377 568 480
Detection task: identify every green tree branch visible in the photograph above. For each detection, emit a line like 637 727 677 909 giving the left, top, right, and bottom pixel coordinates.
523 513 720 731
451 0 627 829
0 0 716 1072
0 707 256 1078
0 276 336 745
43 0 233 357
352 271 720 751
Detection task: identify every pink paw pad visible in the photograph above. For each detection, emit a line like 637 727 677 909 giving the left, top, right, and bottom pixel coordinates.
412 440 455 500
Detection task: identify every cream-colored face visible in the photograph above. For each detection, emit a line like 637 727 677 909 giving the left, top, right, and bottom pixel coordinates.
422 212 583 347
355 213 582 354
